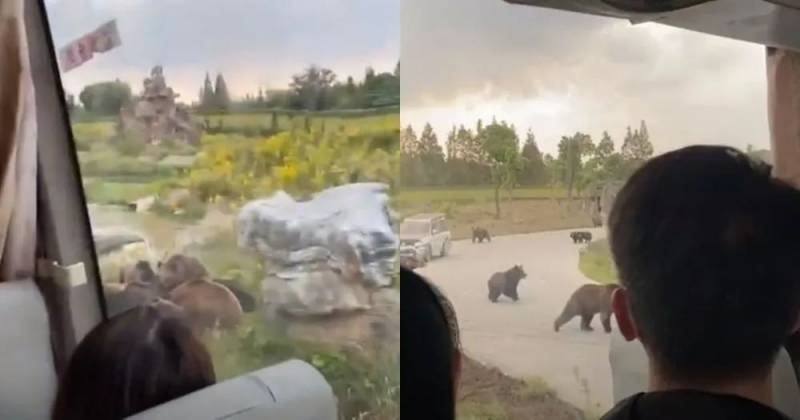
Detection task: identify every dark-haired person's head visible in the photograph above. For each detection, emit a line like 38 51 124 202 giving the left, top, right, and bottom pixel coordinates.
52 300 216 420
609 145 800 390
401 267 461 420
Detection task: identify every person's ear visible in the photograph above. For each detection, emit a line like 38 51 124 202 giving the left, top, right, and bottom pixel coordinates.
791 311 800 335
612 287 639 341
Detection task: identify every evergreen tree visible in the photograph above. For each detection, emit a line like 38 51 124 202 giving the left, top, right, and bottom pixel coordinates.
400 125 419 156
200 72 215 112
446 126 457 161
214 73 231 112
520 130 547 186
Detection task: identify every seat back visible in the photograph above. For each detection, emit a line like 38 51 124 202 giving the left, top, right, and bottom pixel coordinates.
0 279 58 420
610 328 800 419
127 359 337 420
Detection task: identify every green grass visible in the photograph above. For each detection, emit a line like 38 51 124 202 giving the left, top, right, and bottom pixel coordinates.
201 112 399 136
515 376 557 399
395 186 567 209
71 121 115 141
458 400 509 420
83 180 160 205
578 239 619 285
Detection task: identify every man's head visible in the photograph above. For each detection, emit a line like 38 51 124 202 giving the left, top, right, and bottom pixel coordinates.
609 145 800 383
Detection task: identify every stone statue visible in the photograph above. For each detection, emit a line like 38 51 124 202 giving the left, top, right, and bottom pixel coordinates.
119 65 201 145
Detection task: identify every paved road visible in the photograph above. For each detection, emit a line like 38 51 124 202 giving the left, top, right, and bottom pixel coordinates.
418 227 613 412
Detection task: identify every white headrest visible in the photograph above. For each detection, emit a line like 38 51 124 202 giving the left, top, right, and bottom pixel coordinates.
0 279 58 420
127 359 337 420
609 328 800 419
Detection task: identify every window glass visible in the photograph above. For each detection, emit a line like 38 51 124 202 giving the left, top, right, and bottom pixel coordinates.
403 0 768 417
43 1 399 417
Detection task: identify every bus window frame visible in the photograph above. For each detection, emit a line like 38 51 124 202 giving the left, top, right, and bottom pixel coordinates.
26 0 108 346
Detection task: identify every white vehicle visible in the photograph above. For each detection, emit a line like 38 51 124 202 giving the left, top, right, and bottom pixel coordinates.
399 213 452 263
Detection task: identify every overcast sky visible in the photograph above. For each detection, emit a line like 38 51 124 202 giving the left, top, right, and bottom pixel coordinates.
401 0 769 156
44 0 399 104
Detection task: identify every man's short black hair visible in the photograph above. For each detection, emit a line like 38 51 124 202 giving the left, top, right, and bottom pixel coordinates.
400 267 458 419
609 145 800 381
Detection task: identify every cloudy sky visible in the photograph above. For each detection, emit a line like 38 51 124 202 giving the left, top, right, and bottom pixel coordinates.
44 0 399 104
401 0 769 156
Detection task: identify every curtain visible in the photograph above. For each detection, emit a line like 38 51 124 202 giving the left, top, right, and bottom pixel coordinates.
767 47 800 187
768 46 800 380
0 0 37 282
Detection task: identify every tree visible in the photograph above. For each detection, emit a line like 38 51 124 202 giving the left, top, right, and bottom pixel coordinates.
199 73 215 112
257 88 265 106
445 126 457 161
418 123 446 185
519 130 547 186
289 65 337 110
482 120 521 218
621 120 654 173
557 132 594 200
400 125 419 157
595 131 614 161
214 73 231 112
365 66 376 83
580 130 622 189
65 92 77 113
78 80 132 116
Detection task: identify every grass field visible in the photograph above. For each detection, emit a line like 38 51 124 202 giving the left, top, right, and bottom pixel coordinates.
578 239 618 285
71 110 400 145
395 186 569 212
83 179 161 205
201 111 399 136
396 186 591 239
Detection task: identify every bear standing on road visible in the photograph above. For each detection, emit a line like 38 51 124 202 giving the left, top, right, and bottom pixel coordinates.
487 265 527 303
569 231 592 244
472 226 491 243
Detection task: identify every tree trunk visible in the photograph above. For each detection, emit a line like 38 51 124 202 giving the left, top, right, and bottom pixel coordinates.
567 173 574 211
494 185 501 219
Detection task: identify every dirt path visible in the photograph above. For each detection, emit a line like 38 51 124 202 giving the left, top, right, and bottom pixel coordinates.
417 227 612 414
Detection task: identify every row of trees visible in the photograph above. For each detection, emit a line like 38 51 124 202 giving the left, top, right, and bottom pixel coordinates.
71 62 399 118
238 63 400 112
400 119 654 216
198 73 232 113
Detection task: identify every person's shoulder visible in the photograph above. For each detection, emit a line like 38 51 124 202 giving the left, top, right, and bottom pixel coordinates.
600 390 792 420
598 393 641 420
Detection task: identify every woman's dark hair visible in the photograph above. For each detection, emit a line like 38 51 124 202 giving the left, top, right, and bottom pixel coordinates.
401 267 460 420
52 300 216 420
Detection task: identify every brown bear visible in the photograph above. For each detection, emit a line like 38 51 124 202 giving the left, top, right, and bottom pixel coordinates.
554 283 620 333
569 231 592 244
168 279 243 334
487 265 526 303
103 260 163 313
157 254 246 333
119 260 163 301
158 254 209 291
472 227 491 243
